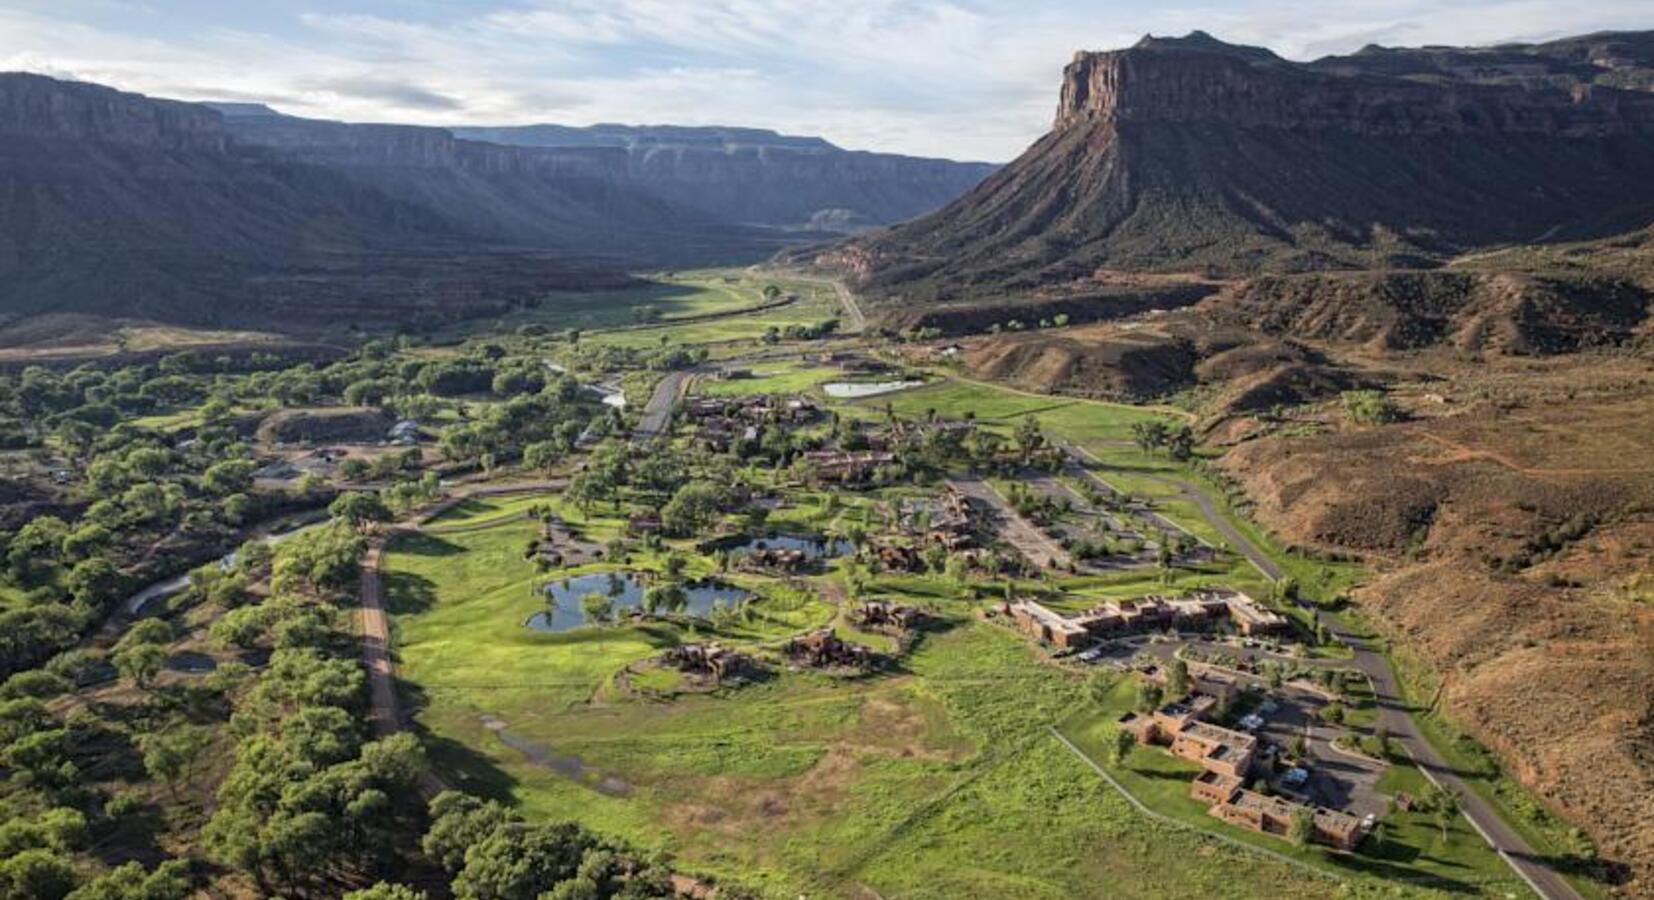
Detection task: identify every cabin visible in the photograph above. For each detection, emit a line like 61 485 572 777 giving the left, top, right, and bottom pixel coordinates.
660 643 752 682
784 628 879 670
853 600 925 632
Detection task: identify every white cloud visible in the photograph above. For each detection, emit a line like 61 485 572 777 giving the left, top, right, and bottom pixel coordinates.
0 1 1650 160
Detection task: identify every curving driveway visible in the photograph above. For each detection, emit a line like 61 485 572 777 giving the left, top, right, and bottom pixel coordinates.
1057 440 1580 900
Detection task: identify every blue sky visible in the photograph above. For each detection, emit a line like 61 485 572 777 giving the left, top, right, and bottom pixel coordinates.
1 1 1649 160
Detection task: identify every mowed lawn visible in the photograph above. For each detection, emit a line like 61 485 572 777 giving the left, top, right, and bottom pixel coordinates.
699 362 841 397
384 518 1403 899
846 377 1177 447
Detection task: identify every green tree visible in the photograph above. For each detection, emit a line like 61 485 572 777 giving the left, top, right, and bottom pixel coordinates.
202 459 255 496
329 491 392 529
451 822 595 900
579 593 613 625
344 885 427 900
1165 657 1191 698
1106 726 1136 767
1165 425 1195 462
522 441 562 474
63 860 190 900
113 642 169 690
140 726 212 797
1086 671 1114 706
0 848 76 900
1013 415 1045 457
423 792 520 873
1429 786 1461 841
1130 421 1169 453
1134 680 1163 713
1341 390 1403 425
66 558 126 610
660 481 727 537
1288 806 1315 847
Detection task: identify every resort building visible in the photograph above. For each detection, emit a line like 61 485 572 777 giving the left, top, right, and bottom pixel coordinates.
1204 788 1369 851
1004 588 1290 650
1005 599 1090 649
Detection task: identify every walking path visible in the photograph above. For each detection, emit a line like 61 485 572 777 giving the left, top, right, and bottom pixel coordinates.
354 479 565 796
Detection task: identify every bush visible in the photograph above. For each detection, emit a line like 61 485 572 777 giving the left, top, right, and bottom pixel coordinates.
1340 390 1404 425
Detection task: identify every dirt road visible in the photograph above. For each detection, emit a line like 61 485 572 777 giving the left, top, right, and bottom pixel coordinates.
354 480 564 794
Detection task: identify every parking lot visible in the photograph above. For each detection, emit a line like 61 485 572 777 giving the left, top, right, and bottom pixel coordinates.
1076 633 1392 821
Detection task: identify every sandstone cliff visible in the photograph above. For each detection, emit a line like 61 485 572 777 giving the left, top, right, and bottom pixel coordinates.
837 30 1654 308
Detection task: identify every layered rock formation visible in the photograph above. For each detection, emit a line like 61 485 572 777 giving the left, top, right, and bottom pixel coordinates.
835 30 1654 307
451 123 998 231
0 75 990 331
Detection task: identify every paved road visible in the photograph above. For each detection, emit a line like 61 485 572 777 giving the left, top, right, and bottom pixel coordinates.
634 369 696 441
773 271 866 333
1328 623 1581 900
1057 440 1283 580
1057 441 1577 899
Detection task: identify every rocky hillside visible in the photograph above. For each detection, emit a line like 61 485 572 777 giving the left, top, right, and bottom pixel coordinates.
450 122 997 231
0 76 990 332
828 30 1654 307
0 75 689 329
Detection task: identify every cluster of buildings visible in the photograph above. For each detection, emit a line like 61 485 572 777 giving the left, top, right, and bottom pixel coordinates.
1118 685 1368 851
899 487 977 550
800 450 897 485
1003 589 1289 650
687 395 821 453
783 628 881 671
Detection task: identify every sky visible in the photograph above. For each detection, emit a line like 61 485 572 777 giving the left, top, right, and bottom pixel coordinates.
1 1 1649 161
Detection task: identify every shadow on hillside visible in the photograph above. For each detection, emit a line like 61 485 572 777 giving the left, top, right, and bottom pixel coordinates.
392 533 465 558
396 679 520 805
384 571 438 615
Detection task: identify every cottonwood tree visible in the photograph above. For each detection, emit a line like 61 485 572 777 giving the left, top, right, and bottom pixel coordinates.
330 492 392 529
1106 727 1135 767
579 593 613 625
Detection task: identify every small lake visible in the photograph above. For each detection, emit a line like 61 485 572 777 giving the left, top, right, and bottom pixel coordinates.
526 571 752 632
823 380 925 398
724 534 853 561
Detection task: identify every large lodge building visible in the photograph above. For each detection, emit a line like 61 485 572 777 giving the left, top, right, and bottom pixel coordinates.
1003 589 1290 650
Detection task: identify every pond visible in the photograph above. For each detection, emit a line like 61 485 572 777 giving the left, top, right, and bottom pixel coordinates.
526 571 752 632
823 380 925 398
724 533 853 561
